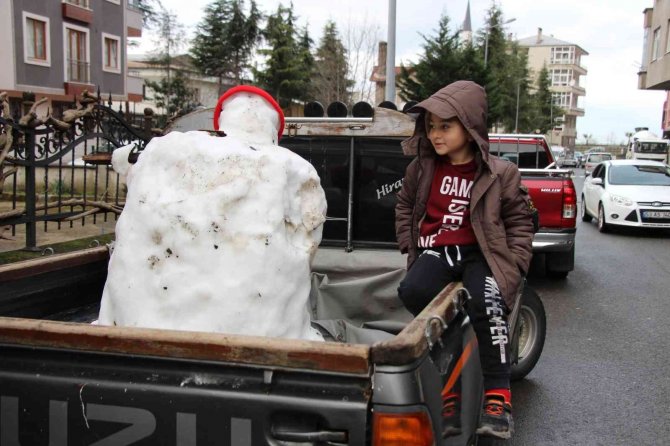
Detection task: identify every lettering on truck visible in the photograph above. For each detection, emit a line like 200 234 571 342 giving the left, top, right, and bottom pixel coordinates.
0 396 253 446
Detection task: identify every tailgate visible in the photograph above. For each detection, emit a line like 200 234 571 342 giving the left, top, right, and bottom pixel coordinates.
0 320 371 445
521 175 567 228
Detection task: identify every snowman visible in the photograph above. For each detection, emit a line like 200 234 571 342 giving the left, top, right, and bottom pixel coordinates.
98 86 327 341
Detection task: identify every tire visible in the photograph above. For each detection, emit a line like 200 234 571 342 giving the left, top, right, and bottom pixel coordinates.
581 195 592 222
597 203 609 233
511 287 546 381
545 246 574 280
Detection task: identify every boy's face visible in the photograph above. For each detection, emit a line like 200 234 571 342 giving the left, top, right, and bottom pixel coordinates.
426 113 473 159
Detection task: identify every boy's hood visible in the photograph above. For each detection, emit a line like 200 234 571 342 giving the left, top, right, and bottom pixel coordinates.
401 80 490 164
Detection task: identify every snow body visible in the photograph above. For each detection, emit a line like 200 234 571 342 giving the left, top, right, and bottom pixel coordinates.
99 93 327 341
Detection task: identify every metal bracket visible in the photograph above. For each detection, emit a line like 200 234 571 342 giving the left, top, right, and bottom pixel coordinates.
286 123 301 137
424 315 448 350
455 287 472 311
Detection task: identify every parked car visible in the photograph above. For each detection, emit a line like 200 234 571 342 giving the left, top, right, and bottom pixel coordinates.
557 152 578 168
584 152 613 175
581 159 670 232
574 151 584 168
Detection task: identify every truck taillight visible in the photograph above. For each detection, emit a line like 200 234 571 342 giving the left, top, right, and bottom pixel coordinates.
372 411 434 446
562 180 577 219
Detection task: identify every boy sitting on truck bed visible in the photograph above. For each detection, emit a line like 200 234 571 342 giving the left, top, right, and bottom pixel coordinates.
395 80 534 439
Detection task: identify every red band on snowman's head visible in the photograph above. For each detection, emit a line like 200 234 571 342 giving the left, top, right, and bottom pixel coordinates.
213 86 285 142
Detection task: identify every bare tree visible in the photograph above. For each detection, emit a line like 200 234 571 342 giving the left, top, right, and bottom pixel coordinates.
343 15 381 104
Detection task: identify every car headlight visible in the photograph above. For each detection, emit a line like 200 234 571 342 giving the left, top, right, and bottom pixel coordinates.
609 194 633 206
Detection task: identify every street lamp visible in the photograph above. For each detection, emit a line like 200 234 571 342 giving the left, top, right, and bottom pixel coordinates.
484 18 516 68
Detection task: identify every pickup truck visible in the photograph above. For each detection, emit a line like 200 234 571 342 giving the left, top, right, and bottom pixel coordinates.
0 106 548 445
487 135 577 279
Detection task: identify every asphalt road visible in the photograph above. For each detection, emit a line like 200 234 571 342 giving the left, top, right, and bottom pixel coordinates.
508 170 670 445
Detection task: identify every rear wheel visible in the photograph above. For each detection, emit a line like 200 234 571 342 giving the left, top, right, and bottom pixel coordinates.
597 203 609 233
511 287 546 381
581 195 592 222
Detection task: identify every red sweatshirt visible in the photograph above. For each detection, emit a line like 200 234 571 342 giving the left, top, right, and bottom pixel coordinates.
418 158 477 248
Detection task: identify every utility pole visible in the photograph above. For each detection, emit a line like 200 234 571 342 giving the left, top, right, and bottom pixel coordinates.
385 0 396 102
514 82 520 133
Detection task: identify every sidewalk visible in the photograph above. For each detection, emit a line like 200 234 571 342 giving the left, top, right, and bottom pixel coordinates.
0 198 118 253
1 218 117 253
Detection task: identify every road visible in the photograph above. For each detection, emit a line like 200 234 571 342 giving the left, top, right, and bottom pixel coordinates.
509 170 670 445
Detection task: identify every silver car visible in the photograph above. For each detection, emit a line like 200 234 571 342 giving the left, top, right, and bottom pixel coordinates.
584 152 613 175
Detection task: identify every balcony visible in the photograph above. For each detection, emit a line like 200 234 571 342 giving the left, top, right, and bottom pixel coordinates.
572 85 586 96
565 106 585 117
127 0 143 37
64 60 94 95
550 59 588 76
62 0 92 24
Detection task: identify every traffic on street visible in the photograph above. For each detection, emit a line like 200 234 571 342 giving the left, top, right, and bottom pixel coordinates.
510 166 670 445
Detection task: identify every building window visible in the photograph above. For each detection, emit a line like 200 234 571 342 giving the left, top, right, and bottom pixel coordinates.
102 33 121 73
23 12 50 66
666 20 670 54
552 92 571 108
550 46 574 64
64 24 90 83
65 0 91 8
550 69 572 87
641 27 650 70
652 27 661 60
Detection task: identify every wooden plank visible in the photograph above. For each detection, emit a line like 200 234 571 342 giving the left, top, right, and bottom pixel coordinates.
0 317 371 376
370 282 461 365
81 153 113 165
0 246 110 282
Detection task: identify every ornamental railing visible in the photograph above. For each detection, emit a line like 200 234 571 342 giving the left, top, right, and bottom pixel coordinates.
0 90 157 250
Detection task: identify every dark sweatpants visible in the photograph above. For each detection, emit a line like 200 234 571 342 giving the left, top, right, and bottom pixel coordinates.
398 244 511 390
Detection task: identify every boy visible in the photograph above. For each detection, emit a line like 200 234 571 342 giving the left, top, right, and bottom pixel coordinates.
395 80 534 439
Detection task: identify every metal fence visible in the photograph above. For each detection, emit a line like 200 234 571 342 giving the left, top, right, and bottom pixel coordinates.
0 91 156 250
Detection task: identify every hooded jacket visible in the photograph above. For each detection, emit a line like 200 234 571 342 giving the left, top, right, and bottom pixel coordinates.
395 81 534 308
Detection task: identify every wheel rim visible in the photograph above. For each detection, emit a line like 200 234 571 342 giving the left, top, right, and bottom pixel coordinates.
581 196 586 218
517 305 538 361
598 205 605 230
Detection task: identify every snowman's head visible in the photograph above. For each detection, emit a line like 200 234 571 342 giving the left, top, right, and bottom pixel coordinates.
213 86 285 146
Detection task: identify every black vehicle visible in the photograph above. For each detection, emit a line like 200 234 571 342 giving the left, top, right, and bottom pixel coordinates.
0 107 546 445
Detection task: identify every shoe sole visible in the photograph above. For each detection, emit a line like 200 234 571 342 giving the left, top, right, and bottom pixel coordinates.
442 427 463 438
475 425 513 440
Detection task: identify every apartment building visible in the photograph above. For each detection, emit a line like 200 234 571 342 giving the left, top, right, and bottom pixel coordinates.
638 1 670 138
518 28 589 149
0 0 143 119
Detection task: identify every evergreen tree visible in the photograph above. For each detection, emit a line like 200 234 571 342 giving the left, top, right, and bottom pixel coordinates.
191 0 261 93
475 3 530 131
254 3 309 108
312 21 353 105
397 15 486 103
528 65 564 134
296 26 316 101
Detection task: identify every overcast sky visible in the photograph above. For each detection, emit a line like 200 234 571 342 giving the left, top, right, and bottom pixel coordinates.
132 0 667 144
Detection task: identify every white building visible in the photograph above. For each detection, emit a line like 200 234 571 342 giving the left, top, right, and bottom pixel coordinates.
518 28 589 149
124 54 233 115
